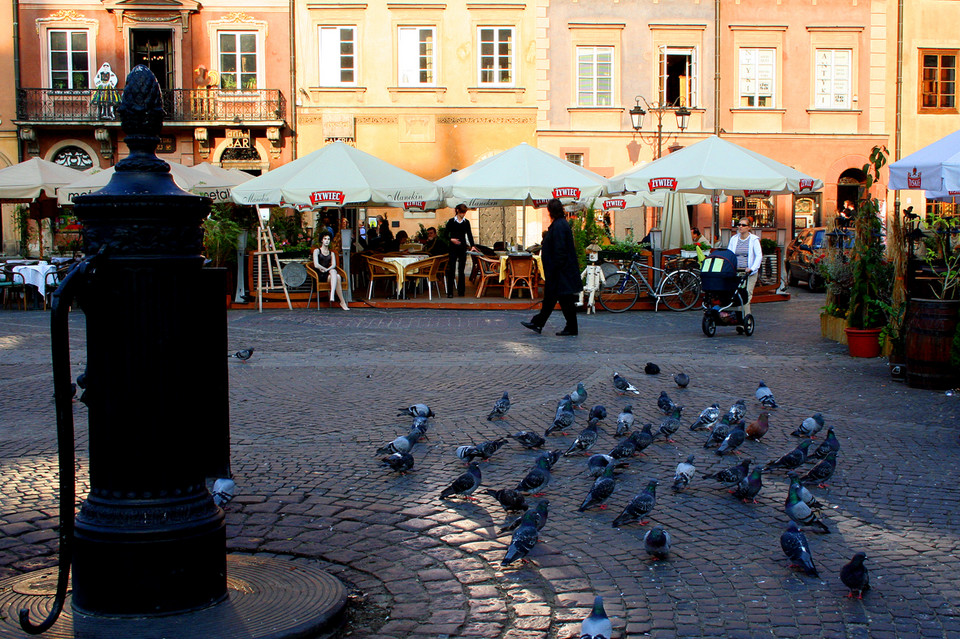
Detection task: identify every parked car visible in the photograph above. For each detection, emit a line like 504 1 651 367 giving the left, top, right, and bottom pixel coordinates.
784 227 853 291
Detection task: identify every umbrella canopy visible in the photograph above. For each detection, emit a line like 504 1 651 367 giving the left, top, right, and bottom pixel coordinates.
192 162 255 186
577 192 714 212
435 143 610 207
0 157 84 201
608 135 823 197
660 191 692 250
57 161 240 205
230 141 442 210
889 129 960 192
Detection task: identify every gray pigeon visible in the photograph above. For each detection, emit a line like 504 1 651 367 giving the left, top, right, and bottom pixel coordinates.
578 464 617 511
501 509 540 565
476 437 508 459
643 526 672 560
579 595 613 639
487 391 511 420
704 458 751 486
535 449 563 470
212 477 236 507
516 456 552 494
569 382 588 409
785 479 830 533
673 372 690 388
631 423 656 455
411 415 430 439
608 434 638 460
484 488 528 513
716 421 746 456
690 403 720 431
546 396 575 436
703 415 735 448
229 347 254 361
786 471 824 510
672 454 696 491
612 480 658 527
791 413 825 438
725 399 747 423
615 405 635 436
644 362 660 375
768 439 813 471
564 421 600 456
397 404 435 418
376 430 421 456
509 431 546 449
657 391 678 415
811 427 840 459
732 466 764 503
587 454 620 478
613 372 640 395
780 522 819 577
799 450 838 488
656 405 684 442
501 499 549 534
840 552 870 598
588 404 608 423
755 380 778 408
440 462 482 500
380 451 414 473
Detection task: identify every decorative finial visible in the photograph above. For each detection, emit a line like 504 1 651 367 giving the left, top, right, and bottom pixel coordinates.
115 65 169 173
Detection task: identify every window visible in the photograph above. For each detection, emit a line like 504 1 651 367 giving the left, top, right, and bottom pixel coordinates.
398 27 436 86
814 49 852 109
49 30 90 89
319 26 357 86
577 46 613 106
659 46 697 107
478 27 514 86
219 31 259 91
565 153 583 166
920 50 957 111
52 146 93 170
732 195 775 228
739 48 775 107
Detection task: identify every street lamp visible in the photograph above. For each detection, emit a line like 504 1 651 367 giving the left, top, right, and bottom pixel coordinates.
629 96 690 159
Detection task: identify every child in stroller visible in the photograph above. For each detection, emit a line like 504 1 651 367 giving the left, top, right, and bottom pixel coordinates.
699 249 755 336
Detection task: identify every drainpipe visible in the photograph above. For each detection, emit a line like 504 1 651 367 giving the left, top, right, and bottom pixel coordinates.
13 0 23 161
712 0 721 239
894 0 903 195
289 0 297 160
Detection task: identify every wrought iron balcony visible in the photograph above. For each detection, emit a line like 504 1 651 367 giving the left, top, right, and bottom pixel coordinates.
16 88 287 124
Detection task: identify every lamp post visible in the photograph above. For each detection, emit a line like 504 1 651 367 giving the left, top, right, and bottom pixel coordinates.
629 96 690 159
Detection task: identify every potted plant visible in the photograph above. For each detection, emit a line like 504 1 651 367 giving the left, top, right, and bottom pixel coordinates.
817 249 853 343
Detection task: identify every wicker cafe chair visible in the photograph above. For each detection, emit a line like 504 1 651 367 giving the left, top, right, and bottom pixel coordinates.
0 265 27 310
474 255 505 298
403 255 446 300
364 255 401 299
304 262 348 309
506 256 537 299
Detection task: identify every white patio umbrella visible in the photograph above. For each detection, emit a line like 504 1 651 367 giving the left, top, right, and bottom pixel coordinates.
192 162 255 186
58 161 240 205
577 192 714 211
889 129 960 193
230 141 442 209
0 157 84 201
660 191 692 250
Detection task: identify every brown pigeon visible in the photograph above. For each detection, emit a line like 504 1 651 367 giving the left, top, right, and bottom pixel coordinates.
745 412 770 441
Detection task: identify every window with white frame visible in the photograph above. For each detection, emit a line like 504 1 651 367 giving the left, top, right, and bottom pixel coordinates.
577 46 613 106
658 46 697 107
219 31 259 91
478 27 514 86
739 48 775 107
319 26 357 86
814 49 852 109
398 27 436 86
49 30 91 90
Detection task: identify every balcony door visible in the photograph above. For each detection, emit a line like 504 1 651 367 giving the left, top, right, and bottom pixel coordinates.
131 30 174 90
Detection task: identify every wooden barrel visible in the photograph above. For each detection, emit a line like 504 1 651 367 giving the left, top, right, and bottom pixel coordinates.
905 298 960 390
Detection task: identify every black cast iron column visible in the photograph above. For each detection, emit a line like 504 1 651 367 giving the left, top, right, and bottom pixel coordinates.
70 65 228 616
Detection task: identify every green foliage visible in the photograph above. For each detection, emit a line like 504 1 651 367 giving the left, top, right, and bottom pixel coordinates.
919 213 960 300
821 302 848 319
760 238 778 255
847 146 891 329
13 205 31 255
201 209 242 267
569 203 606 270
876 298 906 357
271 208 310 251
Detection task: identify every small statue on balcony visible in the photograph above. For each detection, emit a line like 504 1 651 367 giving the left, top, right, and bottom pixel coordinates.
577 243 604 314
91 62 120 120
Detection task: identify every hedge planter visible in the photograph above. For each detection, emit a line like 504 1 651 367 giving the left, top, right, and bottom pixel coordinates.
844 327 882 358
820 313 848 344
905 298 960 390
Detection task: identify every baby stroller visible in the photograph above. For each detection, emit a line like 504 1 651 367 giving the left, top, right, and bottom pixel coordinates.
699 249 754 337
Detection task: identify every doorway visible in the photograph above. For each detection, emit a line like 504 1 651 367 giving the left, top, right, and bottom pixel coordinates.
131 30 175 91
837 168 866 218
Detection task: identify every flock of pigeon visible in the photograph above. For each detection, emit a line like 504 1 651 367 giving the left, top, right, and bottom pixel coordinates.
378 370 869 638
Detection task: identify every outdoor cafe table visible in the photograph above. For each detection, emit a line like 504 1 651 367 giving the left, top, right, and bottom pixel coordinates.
382 254 430 296
12 262 57 304
497 254 545 282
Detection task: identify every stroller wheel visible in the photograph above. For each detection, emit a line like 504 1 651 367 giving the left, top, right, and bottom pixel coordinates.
702 314 716 337
743 314 755 336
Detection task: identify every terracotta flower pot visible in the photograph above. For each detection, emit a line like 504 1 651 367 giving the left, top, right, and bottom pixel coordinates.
844 327 882 358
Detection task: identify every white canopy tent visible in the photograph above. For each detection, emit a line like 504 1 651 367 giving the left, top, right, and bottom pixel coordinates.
889 129 960 194
58 161 243 205
0 158 84 201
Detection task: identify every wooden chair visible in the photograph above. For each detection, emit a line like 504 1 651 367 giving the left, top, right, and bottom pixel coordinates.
0 266 26 310
304 262 348 309
363 255 400 299
42 264 75 310
474 255 505 298
506 256 538 299
402 255 445 300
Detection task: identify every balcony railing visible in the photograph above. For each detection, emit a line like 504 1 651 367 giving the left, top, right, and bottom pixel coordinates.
16 88 286 124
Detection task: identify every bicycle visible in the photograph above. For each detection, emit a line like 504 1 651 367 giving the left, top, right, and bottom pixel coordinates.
597 252 702 313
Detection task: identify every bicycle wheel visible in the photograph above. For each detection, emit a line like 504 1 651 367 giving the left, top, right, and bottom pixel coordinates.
659 270 702 311
598 273 640 313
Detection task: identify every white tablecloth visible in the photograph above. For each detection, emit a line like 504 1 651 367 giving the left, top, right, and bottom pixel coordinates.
383 256 429 287
13 263 57 293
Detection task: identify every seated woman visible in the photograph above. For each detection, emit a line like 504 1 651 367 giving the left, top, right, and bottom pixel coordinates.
312 231 350 310
393 230 410 251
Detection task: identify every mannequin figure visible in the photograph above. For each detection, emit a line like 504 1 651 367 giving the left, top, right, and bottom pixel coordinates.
92 63 120 119
577 243 604 314
312 232 350 310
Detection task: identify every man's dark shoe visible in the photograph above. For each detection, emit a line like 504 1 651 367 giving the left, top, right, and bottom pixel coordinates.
447 293 454 298
556 329 578 336
521 321 542 334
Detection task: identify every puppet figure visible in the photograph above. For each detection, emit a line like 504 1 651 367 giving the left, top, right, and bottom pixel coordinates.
91 63 120 119
577 242 604 314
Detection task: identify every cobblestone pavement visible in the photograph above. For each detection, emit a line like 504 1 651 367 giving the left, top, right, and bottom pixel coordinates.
1 289 959 638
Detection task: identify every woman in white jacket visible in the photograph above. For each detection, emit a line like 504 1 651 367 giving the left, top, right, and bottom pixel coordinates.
726 218 762 317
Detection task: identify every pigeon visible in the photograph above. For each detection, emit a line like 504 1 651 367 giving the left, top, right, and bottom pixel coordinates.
456 445 483 461
657 391 678 415
487 391 511 420
643 526 672 560
440 462 482 500
229 348 254 361
569 382 588 409
716 421 746 456
612 480 658 527
631 423 656 455
672 454 696 491
785 479 830 533
380 451 414 473
780 522 819 577
476 437 508 459
211 477 235 507
484 488 528 513
703 416 735 448
644 362 660 375
613 372 640 395
615 405 635 436
840 552 870 598
397 404 435 418
411 415 430 439
502 499 549 534
673 372 690 388
732 466 764 503
608 434 638 460
786 471 824 510
588 404 608 423
516 456 552 494
690 403 720 431
578 464 617 511
655 406 683 442
755 380 778 408
535 449 563 470
509 431 546 449
745 412 770 441
725 399 747 423
791 413 825 438
811 428 840 460
799 450 838 488
704 458 752 486
768 439 813 471
564 421 600 456
579 596 613 639
376 431 421 456
587 454 621 478
546 396 575 436
501 508 540 565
